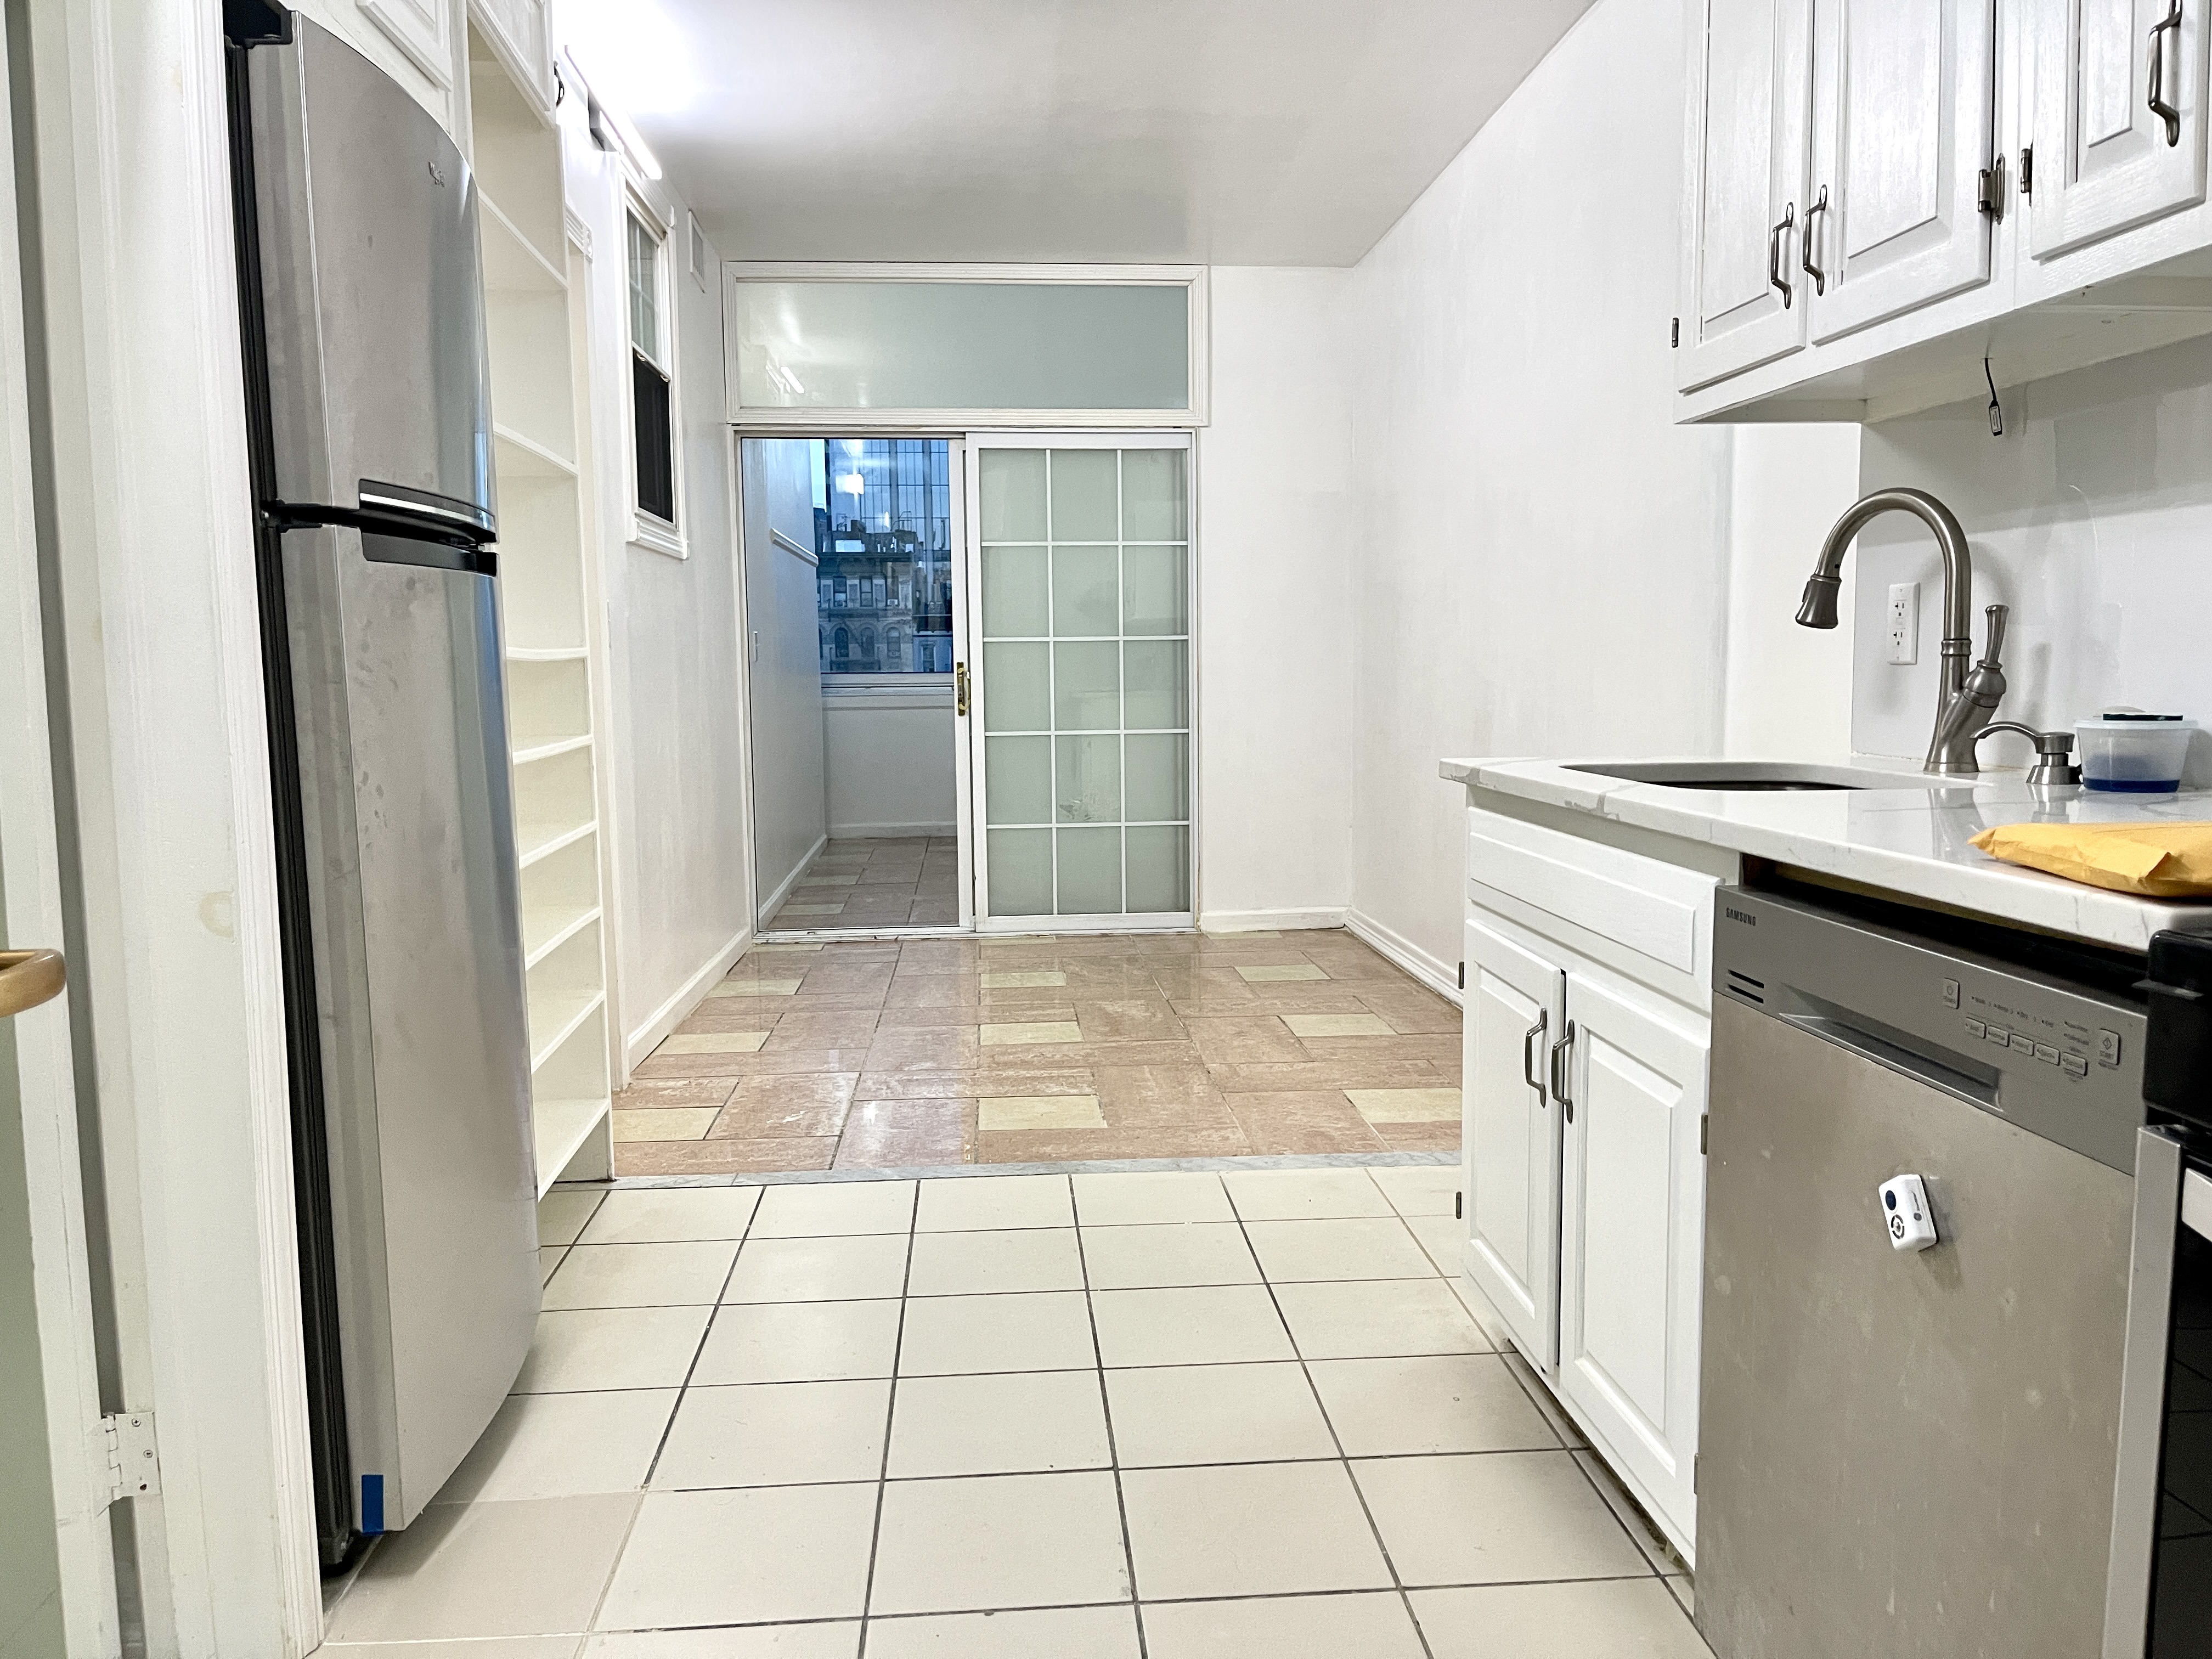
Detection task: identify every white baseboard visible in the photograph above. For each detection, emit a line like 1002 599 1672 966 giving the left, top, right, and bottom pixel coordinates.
758 831 828 927
1347 907 1463 1005
1199 906 1350 934
625 925 753 1073
827 821 956 839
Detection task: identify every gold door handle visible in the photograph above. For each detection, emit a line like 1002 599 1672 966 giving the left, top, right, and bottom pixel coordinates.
0 949 65 1017
955 661 969 716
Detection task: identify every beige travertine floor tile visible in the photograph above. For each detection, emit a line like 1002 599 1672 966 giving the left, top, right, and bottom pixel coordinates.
723 1234 910 1304
979 1020 1082 1046
862 1605 1138 1659
652 1380 890 1487
436 1390 676 1503
914 1172 1073 1231
324 1493 636 1640
595 1485 876 1629
718 1073 860 1137
1072 1170 1234 1225
895 1290 1097 1375
1236 963 1330 982
1080 1221 1260 1289
1222 1167 1395 1220
1368 1164 1463 1217
1142 1592 1426 1659
543 1242 738 1310
1356 1451 1649 1585
1410 1579 1709 1657
612 1108 720 1143
886 1370 1111 1476
868 1470 1130 1615
577 1186 761 1244
906 1227 1083 1295
1347 1086 1461 1122
980 970 1067 988
537 1189 601 1248
1105 1362 1336 1466
1284 1013 1396 1039
1245 1217 1437 1282
704 978 803 998
1310 1354 1559 1456
690 1298 901 1385
1273 1277 1491 1359
583 1625 857 1658
513 1306 712 1393
658 1031 771 1054
751 1179 916 1237
977 1093 1105 1130
1122 1462 1391 1599
1091 1285 1294 1367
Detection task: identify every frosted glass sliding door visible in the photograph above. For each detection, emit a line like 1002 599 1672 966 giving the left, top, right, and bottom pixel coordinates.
967 436 1193 928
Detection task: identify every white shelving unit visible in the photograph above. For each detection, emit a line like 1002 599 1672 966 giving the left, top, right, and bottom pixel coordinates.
469 29 615 1196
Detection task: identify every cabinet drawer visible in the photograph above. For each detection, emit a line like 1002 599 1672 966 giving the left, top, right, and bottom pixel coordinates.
1467 809 1716 977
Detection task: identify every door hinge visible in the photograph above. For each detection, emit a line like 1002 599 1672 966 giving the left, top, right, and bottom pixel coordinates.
1670 317 1680 348
2020 144 2033 199
99 1410 161 1506
1700 1112 1708 1155
1977 154 2007 220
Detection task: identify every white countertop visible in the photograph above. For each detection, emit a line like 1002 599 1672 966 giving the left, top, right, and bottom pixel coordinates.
1440 754 2212 952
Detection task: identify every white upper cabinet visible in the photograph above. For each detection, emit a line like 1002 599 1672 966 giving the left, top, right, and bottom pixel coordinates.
357 0 455 87
1678 0 1814 391
2028 0 2210 259
470 0 556 117
1804 0 1996 341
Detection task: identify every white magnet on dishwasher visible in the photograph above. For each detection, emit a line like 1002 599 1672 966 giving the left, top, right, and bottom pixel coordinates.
1878 1175 1939 1252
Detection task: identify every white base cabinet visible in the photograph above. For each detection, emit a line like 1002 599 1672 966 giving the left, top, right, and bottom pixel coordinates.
1458 802 1727 1562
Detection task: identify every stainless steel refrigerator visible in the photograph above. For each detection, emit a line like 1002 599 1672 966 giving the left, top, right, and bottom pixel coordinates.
225 4 538 1565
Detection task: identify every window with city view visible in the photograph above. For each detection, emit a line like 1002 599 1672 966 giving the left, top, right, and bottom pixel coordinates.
812 438 954 676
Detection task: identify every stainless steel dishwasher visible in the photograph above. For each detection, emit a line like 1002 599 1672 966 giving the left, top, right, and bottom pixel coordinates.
1700 882 2149 1659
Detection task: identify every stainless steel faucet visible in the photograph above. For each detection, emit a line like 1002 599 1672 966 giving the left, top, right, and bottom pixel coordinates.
1796 487 2009 775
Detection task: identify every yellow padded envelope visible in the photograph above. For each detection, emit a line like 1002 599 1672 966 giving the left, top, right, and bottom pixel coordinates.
1970 821 2212 898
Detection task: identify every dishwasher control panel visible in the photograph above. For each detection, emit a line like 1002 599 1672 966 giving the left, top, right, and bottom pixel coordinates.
1716 885 2147 1172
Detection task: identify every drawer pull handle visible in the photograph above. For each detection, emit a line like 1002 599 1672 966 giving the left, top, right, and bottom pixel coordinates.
2151 0 2184 147
1768 202 1796 308
1522 1010 1549 1101
1549 1021 1578 1121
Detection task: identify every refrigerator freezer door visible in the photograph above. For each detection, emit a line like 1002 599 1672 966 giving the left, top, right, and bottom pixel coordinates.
283 523 535 1530
245 16 495 533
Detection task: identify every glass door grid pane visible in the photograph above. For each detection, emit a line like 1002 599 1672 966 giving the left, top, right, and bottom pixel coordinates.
979 447 1189 918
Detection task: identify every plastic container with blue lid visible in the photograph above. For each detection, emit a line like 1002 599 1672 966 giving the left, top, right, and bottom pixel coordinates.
2075 712 2197 794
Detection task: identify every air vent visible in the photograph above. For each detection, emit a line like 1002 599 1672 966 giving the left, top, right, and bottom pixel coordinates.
1725 969 1766 1005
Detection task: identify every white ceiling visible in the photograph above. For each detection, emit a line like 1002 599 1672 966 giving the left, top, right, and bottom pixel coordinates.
573 0 1598 267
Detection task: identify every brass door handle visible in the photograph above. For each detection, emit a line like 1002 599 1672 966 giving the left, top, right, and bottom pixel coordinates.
0 949 65 1017
955 661 970 716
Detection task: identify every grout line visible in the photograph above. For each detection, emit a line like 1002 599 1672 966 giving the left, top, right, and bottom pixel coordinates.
1074 1171 1149 1657
853 1177 921 1656
637 1189 765 1494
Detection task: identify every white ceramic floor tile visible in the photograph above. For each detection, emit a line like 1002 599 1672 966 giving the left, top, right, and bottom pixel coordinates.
906 1228 1083 1295
1104 1362 1336 1466
1410 1579 1710 1657
1574 1448 1690 1574
1272 1278 1491 1360
652 1380 890 1487
1451 1274 1520 1350
1142 1592 1427 1659
1404 1212 1473 1274
1309 1355 1559 1456
435 1390 676 1504
863 1606 1138 1658
539 1246 566 1284
583 1627 857 1658
323 1643 583 1659
543 1242 738 1310
886 1370 1111 1476
1354 1451 1650 1586
324 1493 637 1640
595 1485 876 1629
1367 1164 1464 1217
578 1186 763 1244
1079 1221 1261 1290
1122 1462 1391 1600
723 1234 911 1304
751 1180 917 1238
1071 1171 1234 1225
914 1173 1074 1232
1244 1218 1437 1283
1222 1167 1395 1221
538 1189 602 1248
512 1307 711 1393
1091 1285 1295 1368
690 1299 902 1384
867 1470 1130 1615
896 1291 1098 1376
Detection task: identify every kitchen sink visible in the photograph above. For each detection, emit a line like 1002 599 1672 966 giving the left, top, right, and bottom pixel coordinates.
1565 761 1972 792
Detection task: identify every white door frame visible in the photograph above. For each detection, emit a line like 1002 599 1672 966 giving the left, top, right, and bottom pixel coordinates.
962 431 1198 935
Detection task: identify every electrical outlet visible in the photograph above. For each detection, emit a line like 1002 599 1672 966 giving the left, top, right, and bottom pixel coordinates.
1887 582 1920 665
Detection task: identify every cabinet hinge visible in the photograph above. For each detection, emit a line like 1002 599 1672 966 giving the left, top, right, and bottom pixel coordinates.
99 1410 161 1507
1670 317 1680 348
2020 145 2033 200
1977 154 2007 221
1700 1113 1708 1155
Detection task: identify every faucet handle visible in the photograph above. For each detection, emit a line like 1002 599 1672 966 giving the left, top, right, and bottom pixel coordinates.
1979 602 2009 668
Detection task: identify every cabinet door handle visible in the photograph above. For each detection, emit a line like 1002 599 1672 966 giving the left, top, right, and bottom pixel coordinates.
2151 0 2184 147
1521 1009 1549 1101
955 661 970 716
1801 186 1829 295
1768 202 1796 309
1549 1021 1577 1121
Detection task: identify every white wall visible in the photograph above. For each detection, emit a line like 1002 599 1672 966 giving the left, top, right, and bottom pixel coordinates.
825 687 956 838
741 438 830 912
1195 267 1357 931
1854 342 2212 786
